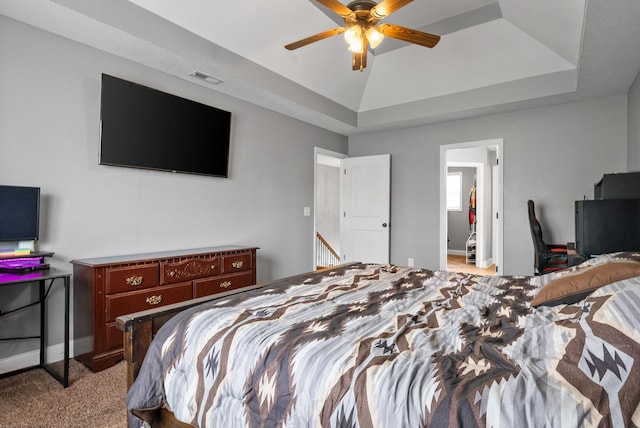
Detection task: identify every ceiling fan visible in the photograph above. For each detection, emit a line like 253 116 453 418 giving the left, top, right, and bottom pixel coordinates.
285 0 440 71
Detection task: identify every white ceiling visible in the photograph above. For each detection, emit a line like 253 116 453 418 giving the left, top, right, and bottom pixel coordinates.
2 0 640 136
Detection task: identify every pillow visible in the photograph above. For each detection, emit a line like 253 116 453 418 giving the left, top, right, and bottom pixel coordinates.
532 260 640 307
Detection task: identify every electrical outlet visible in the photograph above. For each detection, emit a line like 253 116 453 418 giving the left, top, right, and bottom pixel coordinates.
407 258 414 267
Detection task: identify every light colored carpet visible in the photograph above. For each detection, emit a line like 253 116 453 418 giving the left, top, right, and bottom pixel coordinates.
0 359 127 428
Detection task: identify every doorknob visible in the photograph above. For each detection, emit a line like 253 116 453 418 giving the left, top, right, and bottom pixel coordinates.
382 223 388 227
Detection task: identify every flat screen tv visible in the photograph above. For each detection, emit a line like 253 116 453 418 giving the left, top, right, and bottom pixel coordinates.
100 74 232 178
0 185 41 242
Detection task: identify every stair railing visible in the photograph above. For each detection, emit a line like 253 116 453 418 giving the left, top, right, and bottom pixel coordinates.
316 232 340 270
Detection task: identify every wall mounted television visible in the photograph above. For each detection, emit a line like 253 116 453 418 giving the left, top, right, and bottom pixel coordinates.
99 74 232 178
0 185 41 242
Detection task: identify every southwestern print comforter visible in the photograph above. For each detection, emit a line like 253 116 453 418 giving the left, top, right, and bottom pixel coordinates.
127 253 640 428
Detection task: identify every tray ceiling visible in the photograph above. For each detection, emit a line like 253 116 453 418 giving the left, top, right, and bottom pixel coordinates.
1 0 639 135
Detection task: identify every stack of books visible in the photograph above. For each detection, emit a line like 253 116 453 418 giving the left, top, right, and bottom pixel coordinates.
0 248 31 257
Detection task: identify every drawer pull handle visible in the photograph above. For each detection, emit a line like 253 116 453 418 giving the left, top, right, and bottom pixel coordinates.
231 261 244 269
168 271 175 277
146 295 162 305
220 281 232 289
126 276 143 286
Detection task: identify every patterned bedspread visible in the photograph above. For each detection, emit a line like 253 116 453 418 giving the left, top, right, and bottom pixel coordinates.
127 253 640 428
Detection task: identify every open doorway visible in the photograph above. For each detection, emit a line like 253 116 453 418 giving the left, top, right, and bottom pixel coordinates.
445 164 495 275
314 148 346 270
313 148 391 270
439 139 503 275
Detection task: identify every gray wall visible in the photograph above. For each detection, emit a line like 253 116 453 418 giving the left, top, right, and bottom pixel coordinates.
630 70 640 171
349 95 628 275
0 17 347 364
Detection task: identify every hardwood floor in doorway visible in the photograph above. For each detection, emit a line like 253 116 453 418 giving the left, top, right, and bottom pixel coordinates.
447 254 496 276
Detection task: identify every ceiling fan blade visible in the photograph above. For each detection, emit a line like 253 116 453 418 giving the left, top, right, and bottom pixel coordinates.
285 27 346 50
316 0 354 17
370 0 413 19
352 39 368 71
378 23 440 48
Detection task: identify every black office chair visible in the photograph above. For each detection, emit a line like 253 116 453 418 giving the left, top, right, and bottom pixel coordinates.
527 200 569 275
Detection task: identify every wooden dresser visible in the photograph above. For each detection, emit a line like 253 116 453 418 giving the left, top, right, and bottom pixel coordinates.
71 246 257 372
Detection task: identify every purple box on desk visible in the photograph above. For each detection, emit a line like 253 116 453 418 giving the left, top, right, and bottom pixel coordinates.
0 257 49 273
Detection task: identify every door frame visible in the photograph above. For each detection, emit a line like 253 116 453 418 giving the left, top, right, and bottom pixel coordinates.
439 139 504 274
314 147 347 271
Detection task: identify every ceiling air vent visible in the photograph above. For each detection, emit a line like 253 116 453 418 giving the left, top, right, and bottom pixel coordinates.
189 71 224 85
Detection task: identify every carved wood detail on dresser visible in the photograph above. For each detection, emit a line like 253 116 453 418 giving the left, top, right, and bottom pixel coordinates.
71 246 257 372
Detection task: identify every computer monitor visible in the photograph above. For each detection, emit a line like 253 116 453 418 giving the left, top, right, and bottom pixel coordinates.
0 185 40 243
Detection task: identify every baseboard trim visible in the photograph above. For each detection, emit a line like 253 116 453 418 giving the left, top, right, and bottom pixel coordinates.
0 342 70 375
447 250 466 256
476 257 494 269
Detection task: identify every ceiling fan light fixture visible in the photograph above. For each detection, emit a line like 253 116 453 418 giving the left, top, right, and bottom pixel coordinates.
343 24 362 46
284 0 440 71
348 41 364 53
365 26 384 49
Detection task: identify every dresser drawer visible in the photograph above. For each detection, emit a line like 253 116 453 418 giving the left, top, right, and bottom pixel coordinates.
221 252 253 274
160 256 220 284
106 264 159 294
105 281 192 322
193 271 254 298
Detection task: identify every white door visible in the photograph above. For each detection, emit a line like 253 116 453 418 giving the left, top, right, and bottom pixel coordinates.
340 154 391 263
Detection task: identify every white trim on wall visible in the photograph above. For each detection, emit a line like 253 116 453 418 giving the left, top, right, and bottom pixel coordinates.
0 342 69 375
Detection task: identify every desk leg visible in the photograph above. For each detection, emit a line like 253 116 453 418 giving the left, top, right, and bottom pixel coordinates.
40 276 70 388
39 279 46 367
63 276 69 387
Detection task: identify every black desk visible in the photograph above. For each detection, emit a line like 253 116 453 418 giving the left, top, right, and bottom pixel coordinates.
0 268 71 387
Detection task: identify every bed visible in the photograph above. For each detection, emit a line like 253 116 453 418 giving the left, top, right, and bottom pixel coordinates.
117 252 640 427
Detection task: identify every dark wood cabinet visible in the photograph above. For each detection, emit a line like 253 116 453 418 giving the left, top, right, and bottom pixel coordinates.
71 246 257 372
